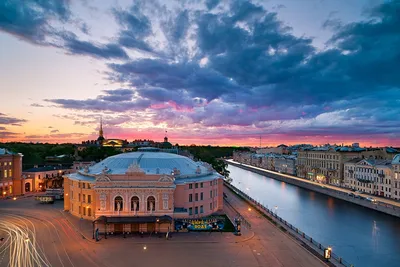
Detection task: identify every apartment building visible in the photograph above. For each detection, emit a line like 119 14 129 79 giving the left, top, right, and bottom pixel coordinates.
0 148 23 196
344 159 392 197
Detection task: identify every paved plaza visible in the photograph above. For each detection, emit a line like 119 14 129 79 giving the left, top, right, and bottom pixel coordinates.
0 190 327 267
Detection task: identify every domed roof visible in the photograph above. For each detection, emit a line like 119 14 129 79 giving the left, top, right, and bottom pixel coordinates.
392 154 400 164
84 152 210 176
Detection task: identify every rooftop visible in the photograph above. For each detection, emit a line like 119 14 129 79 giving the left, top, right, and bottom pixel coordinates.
72 151 217 179
23 165 71 172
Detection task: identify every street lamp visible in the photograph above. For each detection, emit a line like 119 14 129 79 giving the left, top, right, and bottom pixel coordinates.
324 247 332 261
248 207 252 211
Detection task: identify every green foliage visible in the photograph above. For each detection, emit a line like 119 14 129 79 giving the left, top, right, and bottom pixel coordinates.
181 146 249 177
78 146 122 161
0 142 75 169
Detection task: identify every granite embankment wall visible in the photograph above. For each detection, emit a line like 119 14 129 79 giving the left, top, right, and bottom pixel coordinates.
226 160 400 218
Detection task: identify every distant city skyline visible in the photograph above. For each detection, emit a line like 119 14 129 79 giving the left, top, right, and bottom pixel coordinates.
1 0 399 146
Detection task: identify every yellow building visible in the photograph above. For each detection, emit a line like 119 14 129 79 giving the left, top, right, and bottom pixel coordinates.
64 150 224 236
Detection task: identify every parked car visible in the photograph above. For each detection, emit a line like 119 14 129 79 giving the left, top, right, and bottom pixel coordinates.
366 197 377 203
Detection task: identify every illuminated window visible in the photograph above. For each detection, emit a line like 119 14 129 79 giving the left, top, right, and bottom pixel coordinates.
4 170 7 178
9 169 12 177
9 162 12 166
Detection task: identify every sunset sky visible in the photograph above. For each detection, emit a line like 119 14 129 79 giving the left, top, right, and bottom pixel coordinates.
1 0 399 147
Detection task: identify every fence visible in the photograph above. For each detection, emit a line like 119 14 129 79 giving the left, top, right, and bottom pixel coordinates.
225 181 354 267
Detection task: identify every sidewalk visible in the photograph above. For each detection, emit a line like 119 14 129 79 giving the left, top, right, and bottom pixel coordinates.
224 185 329 267
60 209 253 244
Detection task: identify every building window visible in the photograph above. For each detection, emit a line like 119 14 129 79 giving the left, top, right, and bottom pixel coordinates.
88 208 91 216
189 207 193 215
210 181 212 186
79 206 81 214
82 183 86 189
200 182 203 188
131 196 139 211
114 196 123 211
200 205 204 213
87 195 91 203
8 170 12 177
195 183 198 188
189 184 192 189
195 207 198 214
195 193 198 201
87 183 91 189
83 207 86 216
78 193 81 202
200 192 203 201
4 170 7 178
189 194 193 202
210 203 213 210
210 190 213 198
163 200 168 210
83 194 86 203
147 196 156 211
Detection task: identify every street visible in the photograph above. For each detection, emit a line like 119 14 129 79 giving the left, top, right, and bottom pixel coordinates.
0 192 327 267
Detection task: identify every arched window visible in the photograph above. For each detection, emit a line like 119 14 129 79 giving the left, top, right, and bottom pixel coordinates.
114 196 123 211
147 196 155 211
131 196 139 211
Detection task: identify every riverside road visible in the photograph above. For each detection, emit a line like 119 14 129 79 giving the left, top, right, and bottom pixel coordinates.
227 163 400 267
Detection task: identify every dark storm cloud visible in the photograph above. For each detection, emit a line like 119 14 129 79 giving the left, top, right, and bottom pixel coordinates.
109 59 241 103
205 0 220 10
112 4 154 52
45 89 150 112
61 32 129 60
0 0 70 43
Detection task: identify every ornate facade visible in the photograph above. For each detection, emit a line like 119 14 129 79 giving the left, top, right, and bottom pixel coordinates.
64 151 224 234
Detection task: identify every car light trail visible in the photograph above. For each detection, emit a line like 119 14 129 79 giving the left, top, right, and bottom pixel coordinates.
0 214 51 267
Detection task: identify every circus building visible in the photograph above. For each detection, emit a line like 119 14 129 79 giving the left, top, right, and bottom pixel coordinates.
63 149 224 235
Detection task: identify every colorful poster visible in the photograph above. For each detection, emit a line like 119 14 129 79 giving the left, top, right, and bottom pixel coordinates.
174 217 225 231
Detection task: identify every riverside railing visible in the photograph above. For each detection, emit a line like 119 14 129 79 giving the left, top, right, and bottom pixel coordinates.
225 181 354 267
230 160 400 213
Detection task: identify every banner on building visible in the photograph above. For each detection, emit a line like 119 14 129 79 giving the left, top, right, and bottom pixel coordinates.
174 216 226 231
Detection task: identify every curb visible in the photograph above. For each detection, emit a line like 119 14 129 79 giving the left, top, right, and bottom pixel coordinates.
58 210 99 244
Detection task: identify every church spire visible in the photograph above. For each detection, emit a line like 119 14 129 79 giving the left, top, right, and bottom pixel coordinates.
99 117 104 138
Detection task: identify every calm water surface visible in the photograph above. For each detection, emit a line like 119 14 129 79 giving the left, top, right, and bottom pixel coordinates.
228 164 400 267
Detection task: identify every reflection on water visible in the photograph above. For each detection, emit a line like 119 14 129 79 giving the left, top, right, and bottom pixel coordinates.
228 164 400 267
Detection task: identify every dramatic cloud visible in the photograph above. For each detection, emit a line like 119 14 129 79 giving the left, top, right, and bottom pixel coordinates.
0 114 27 126
0 0 70 43
46 88 150 112
1 0 399 145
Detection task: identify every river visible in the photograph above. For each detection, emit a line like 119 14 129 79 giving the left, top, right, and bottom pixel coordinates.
228 164 400 267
